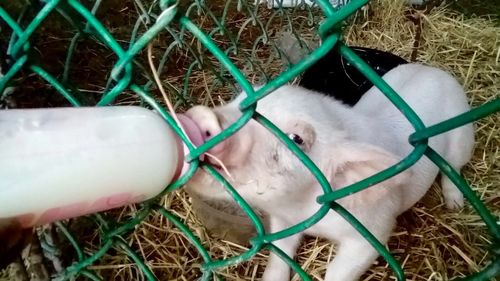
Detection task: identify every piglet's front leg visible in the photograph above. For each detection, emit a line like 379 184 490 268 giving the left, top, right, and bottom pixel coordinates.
262 217 303 281
324 237 382 281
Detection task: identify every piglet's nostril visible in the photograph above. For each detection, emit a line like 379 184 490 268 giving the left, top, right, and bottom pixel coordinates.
205 131 211 138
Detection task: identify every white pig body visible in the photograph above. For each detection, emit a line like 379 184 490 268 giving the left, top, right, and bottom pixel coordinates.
185 63 474 281
351 64 474 211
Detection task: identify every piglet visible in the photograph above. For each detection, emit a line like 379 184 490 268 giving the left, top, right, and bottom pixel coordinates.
185 63 474 281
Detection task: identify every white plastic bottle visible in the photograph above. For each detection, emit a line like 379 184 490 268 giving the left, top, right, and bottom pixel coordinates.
0 106 202 228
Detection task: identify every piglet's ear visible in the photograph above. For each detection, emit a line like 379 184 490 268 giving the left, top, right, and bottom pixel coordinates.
324 142 412 205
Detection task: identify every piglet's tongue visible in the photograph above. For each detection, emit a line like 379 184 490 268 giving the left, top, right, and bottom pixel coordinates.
175 113 227 177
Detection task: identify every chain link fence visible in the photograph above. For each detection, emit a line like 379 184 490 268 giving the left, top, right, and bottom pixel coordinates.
0 0 499 280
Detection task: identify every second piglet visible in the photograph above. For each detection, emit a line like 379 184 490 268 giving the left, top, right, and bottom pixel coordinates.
185 63 474 281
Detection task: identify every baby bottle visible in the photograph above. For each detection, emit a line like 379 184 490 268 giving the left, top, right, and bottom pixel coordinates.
0 106 202 227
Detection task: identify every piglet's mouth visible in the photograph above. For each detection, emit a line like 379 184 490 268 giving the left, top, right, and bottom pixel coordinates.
202 158 223 171
179 108 229 174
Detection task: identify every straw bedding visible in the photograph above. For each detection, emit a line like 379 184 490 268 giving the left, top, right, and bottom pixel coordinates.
0 0 498 280
95 1 498 280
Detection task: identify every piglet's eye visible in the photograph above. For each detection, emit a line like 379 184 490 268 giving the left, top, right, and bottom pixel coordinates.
288 133 304 145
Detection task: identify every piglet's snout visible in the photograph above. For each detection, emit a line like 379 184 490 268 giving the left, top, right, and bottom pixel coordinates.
184 106 227 156
185 105 254 169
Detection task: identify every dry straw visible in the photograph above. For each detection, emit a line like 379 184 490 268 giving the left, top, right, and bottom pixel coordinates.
1 0 497 280
83 1 499 280
79 1 499 280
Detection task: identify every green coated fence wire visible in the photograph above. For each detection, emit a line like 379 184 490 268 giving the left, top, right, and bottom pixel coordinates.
0 0 499 280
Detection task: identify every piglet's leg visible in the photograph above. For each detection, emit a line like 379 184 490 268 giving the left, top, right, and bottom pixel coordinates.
324 237 382 281
262 218 302 281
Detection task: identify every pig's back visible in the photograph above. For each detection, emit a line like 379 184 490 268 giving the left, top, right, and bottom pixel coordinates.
353 64 472 211
353 63 470 152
